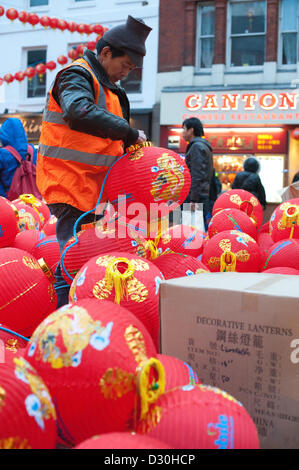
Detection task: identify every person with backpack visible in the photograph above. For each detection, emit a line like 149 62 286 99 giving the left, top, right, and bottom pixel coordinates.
232 157 267 209
0 117 38 198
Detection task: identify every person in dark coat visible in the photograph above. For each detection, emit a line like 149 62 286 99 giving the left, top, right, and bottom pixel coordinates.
232 157 266 209
182 117 213 229
292 171 299 183
0 118 37 197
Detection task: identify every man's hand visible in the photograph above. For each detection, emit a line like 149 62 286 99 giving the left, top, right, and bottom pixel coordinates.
136 130 147 143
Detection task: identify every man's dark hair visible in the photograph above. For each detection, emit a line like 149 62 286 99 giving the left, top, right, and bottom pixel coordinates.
292 171 299 183
182 117 204 137
96 38 126 58
243 157 260 173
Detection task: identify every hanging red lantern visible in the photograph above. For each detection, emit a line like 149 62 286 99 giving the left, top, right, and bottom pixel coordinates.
67 20 77 32
269 198 299 242
76 433 171 449
18 11 29 24
86 40 96 51
76 44 85 56
0 357 57 448
136 384 259 449
291 128 299 140
105 142 191 229
24 67 36 80
263 266 299 275
208 208 258 241
35 63 47 82
4 73 14 84
32 235 61 274
12 230 45 254
40 15 50 28
92 24 104 35
14 71 25 82
69 252 165 351
202 229 261 272
24 298 159 447
0 248 57 337
46 60 56 72
0 6 4 17
6 8 18 21
57 19 68 31
28 13 39 27
157 354 201 391
76 23 86 35
57 55 68 66
157 224 206 258
152 252 209 280
261 238 299 271
49 17 58 29
43 215 57 236
212 189 263 229
84 24 93 35
0 197 19 247
68 49 79 60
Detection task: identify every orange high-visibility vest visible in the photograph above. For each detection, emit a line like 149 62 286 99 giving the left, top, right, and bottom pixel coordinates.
36 58 124 212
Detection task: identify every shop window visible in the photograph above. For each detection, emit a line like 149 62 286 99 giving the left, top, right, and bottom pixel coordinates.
29 0 49 5
279 0 298 66
228 0 266 67
196 3 215 70
120 68 142 94
27 49 47 98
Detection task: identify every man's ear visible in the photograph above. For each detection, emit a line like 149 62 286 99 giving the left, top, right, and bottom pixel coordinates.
99 46 112 59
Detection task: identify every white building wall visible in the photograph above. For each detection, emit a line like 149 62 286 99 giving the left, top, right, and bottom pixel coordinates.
0 0 159 114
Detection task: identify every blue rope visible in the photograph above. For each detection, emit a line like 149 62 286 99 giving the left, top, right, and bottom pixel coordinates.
0 325 30 343
59 152 128 283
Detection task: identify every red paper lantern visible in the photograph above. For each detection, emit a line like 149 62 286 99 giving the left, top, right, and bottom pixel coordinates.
152 253 209 280
157 224 206 258
4 73 14 84
57 55 68 66
46 61 57 71
15 195 51 226
24 298 159 446
35 64 46 82
136 384 259 449
18 11 29 24
68 48 79 60
12 230 46 254
258 221 270 234
208 208 258 241
49 17 58 29
14 201 43 231
86 40 96 51
263 267 299 275
69 252 165 350
84 24 93 35
43 216 57 236
14 71 25 82
32 235 61 274
0 357 57 448
0 6 4 17
28 13 39 27
76 23 86 35
105 143 191 226
261 238 299 271
0 78 3 86
76 432 171 449
157 354 201 390
67 21 77 32
0 197 19 247
76 44 85 56
0 324 29 358
92 24 104 35
202 230 261 272
0 248 57 337
212 189 263 229
24 67 36 79
40 15 50 28
291 128 299 140
269 198 299 242
6 8 18 21
57 19 68 31
257 232 274 266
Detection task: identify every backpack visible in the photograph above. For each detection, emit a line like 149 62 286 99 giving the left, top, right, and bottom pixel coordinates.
5 145 42 201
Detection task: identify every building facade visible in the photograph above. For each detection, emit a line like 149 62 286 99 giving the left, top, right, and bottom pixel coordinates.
156 0 299 206
0 0 159 142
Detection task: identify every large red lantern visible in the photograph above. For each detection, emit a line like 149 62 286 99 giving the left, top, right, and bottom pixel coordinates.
105 142 191 227
157 224 206 258
18 11 29 24
24 298 159 447
69 252 165 350
4 74 14 84
257 232 274 264
152 252 209 280
6 8 18 21
68 49 79 61
0 248 57 337
57 55 68 66
157 354 200 390
261 238 299 271
40 15 50 28
212 189 263 229
136 384 259 449
202 230 261 272
92 24 104 35
76 44 85 56
43 215 57 236
76 432 171 449
32 235 61 274
14 194 51 225
0 358 57 449
269 198 299 242
86 40 96 51
208 208 258 241
28 13 39 27
0 197 19 247
14 201 43 231
12 230 46 254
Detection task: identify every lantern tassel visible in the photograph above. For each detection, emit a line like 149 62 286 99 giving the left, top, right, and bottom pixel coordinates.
281 205 299 238
136 357 165 421
105 257 135 304
220 251 237 272
144 240 159 260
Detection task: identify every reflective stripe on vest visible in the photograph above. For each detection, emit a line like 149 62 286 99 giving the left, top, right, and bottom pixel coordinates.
38 143 118 167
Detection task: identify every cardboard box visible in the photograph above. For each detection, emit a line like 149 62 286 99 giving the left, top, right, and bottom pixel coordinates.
159 272 299 449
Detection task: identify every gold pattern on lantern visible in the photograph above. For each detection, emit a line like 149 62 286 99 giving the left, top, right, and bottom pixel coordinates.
0 386 5 411
22 256 40 270
150 154 185 202
207 239 250 271
96 255 149 272
128 149 144 161
0 437 31 449
99 368 135 399
125 325 148 365
161 233 172 245
0 283 38 312
5 339 20 353
93 276 148 303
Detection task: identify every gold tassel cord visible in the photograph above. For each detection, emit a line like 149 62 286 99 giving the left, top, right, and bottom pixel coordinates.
136 357 165 421
144 240 159 260
105 257 135 304
281 205 299 239
220 251 237 272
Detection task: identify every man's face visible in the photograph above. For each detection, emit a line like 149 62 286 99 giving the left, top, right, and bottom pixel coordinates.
99 47 136 83
182 125 194 143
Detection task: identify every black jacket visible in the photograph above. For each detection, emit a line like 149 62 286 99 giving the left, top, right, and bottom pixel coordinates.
51 49 139 148
232 171 267 209
184 137 213 201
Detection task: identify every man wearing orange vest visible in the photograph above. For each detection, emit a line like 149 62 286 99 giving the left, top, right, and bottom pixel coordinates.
36 15 152 308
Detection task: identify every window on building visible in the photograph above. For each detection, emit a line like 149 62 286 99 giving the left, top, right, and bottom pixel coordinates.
229 0 266 67
120 68 142 94
279 0 298 65
30 0 49 6
27 49 47 98
196 3 215 69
